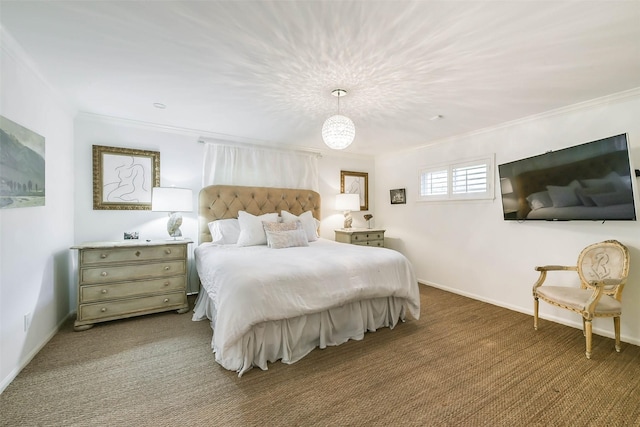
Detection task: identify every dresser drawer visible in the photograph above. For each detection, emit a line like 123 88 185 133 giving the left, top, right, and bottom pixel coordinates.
80 260 185 284
80 276 187 303
78 292 187 322
351 232 384 243
81 245 186 265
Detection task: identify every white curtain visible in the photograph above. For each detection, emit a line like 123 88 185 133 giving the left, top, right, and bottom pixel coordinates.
202 141 319 191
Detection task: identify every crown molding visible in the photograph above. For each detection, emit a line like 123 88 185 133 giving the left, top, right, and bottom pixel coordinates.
398 87 640 155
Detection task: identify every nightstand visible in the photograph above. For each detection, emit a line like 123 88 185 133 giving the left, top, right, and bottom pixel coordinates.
334 228 385 247
71 239 192 331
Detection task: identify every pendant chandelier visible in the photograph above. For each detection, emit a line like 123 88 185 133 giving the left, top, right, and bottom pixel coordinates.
322 89 355 150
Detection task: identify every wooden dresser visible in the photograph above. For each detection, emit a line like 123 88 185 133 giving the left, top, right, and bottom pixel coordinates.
334 228 385 247
71 240 191 331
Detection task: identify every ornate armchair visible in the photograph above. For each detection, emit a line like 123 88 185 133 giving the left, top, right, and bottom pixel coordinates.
533 240 630 359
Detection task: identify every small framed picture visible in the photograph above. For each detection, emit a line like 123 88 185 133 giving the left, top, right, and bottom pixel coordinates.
390 188 406 204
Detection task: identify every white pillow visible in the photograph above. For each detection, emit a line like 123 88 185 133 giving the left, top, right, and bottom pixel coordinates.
237 211 279 246
207 219 240 245
280 210 319 242
263 221 309 249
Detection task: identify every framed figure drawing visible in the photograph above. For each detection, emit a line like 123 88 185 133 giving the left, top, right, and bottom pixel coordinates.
93 145 160 210
340 170 368 211
390 188 406 204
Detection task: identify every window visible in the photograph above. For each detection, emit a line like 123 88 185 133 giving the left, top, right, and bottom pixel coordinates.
418 155 494 201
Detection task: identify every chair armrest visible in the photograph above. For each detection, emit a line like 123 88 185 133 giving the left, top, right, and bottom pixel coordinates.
535 265 577 272
532 265 578 293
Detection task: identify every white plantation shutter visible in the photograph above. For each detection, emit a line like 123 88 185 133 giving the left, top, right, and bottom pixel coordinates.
452 163 488 194
420 169 448 196
419 156 494 201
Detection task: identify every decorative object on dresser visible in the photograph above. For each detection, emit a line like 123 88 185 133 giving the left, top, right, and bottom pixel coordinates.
322 88 355 150
335 193 360 229
92 145 160 210
363 214 373 228
340 170 368 210
390 188 406 204
335 228 385 247
71 239 192 331
151 187 193 239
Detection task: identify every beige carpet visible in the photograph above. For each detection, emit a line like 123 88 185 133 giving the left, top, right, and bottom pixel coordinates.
1 286 639 426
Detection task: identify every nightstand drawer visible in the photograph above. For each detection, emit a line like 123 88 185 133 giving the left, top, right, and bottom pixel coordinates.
80 260 185 284
78 292 187 322
353 239 384 247
81 245 186 265
80 276 187 303
351 232 384 242
335 228 386 248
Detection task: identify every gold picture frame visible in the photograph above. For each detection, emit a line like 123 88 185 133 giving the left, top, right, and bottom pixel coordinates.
93 145 160 210
340 170 368 211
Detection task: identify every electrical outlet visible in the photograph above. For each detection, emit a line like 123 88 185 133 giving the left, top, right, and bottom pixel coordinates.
24 312 32 332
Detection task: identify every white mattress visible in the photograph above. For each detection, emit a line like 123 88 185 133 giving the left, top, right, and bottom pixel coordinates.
193 238 420 375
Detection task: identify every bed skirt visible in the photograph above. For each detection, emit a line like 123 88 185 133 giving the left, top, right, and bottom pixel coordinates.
192 292 407 376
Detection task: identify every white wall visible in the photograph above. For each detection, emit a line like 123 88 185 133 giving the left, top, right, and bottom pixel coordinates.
73 115 375 294
0 30 75 391
375 90 640 346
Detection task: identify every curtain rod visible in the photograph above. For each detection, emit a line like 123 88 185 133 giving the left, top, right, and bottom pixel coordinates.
198 137 322 158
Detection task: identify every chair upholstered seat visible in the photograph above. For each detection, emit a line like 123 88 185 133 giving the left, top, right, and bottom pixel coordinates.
536 286 621 315
532 240 630 359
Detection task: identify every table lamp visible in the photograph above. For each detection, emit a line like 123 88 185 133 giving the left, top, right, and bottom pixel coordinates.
152 187 193 239
335 193 360 229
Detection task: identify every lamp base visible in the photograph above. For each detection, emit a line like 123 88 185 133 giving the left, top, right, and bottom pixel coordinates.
343 210 353 229
167 212 184 239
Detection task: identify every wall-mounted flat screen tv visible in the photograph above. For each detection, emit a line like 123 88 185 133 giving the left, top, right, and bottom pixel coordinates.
498 134 636 221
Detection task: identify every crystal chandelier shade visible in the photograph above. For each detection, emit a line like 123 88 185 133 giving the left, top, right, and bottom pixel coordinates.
322 89 355 150
322 114 355 150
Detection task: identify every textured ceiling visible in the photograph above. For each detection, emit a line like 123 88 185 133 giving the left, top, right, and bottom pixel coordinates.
1 1 639 155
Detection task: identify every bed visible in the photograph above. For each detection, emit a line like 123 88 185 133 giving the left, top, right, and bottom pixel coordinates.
192 185 421 376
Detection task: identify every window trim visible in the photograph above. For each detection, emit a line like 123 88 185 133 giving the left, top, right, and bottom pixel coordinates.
418 154 495 202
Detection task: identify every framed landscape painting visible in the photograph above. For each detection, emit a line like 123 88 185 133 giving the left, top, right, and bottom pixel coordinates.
0 115 45 209
93 145 160 210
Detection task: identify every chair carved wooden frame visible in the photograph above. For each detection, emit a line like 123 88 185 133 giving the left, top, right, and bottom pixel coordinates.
533 240 630 359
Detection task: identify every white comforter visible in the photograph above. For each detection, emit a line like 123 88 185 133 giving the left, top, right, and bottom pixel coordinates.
194 238 420 369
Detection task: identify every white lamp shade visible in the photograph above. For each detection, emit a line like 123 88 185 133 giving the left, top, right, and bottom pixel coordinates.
335 193 361 211
152 187 193 212
322 115 355 150
500 178 514 194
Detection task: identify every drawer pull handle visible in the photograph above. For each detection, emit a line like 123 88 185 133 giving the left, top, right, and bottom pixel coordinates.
164 266 170 271
164 298 170 303
101 289 108 294
165 249 172 254
100 307 107 312
164 281 170 286
101 271 108 277
100 253 107 259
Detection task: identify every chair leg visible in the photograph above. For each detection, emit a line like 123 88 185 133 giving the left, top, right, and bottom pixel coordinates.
582 318 586 337
614 316 621 352
585 319 592 359
534 297 539 330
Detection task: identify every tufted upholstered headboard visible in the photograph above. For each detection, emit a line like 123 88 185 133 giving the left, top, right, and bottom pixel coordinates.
198 185 321 244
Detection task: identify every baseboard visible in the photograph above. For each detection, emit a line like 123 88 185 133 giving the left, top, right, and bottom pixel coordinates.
417 280 640 347
0 313 73 394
